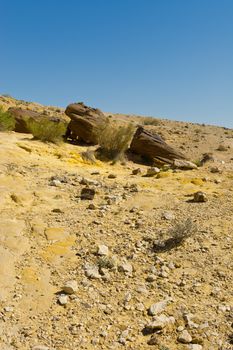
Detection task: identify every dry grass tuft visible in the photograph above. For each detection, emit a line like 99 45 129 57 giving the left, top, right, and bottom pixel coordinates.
153 218 196 253
26 118 67 144
143 116 160 126
95 119 135 161
81 150 96 164
0 107 15 131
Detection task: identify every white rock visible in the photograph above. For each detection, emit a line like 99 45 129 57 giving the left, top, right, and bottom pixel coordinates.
148 299 169 316
118 262 133 276
187 345 203 350
135 303 145 311
4 306 13 312
62 280 78 294
178 330 192 343
146 167 160 176
58 294 68 305
32 346 50 350
162 211 174 220
145 314 175 331
84 263 101 279
50 179 61 187
97 245 109 256
173 159 198 170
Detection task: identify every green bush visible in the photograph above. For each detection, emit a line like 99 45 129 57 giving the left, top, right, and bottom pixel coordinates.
96 119 135 160
26 118 67 144
0 107 15 131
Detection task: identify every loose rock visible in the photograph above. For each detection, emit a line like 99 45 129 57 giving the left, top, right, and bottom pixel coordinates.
148 299 169 316
177 330 192 343
84 263 101 279
193 191 208 203
58 294 68 305
81 187 95 200
62 280 78 294
146 167 160 177
97 245 109 256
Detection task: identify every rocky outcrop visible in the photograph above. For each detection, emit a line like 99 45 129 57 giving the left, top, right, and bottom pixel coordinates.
8 107 62 133
65 103 108 144
130 126 187 165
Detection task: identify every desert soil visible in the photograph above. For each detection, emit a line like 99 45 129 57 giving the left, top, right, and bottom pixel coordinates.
0 96 232 350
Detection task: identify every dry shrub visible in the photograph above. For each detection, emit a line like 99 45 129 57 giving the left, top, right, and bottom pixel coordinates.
143 116 160 126
0 106 15 131
96 119 135 160
153 218 196 253
81 150 96 164
26 118 67 144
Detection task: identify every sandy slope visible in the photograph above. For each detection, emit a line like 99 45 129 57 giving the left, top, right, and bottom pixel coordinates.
0 97 232 349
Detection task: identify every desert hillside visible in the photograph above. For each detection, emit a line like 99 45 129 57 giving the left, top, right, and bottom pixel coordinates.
0 96 232 350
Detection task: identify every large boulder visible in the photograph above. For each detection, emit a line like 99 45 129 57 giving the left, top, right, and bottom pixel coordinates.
8 107 62 133
130 126 187 165
65 103 108 144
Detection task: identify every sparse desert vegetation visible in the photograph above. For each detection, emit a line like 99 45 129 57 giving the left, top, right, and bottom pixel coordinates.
96 119 135 160
26 118 67 143
143 116 160 126
0 95 232 349
0 106 15 131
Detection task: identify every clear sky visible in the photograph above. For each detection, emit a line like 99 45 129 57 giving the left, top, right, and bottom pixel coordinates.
1 0 233 127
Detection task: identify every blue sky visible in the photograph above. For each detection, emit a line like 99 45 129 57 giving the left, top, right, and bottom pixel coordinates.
1 0 233 127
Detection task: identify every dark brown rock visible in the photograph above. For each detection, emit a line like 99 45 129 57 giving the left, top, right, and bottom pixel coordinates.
81 187 95 200
129 127 187 165
8 107 63 133
65 103 108 144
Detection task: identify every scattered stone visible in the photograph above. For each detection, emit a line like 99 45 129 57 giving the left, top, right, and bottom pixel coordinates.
146 167 160 177
97 245 109 256
217 144 227 151
62 280 78 294
146 274 156 282
132 168 142 175
51 208 63 213
84 263 101 279
88 203 97 210
173 159 198 170
50 175 68 183
200 152 214 165
148 299 169 316
4 306 13 312
118 262 133 276
162 211 174 220
58 294 68 305
80 177 99 186
193 191 208 203
147 335 159 345
105 195 119 205
214 178 222 184
187 345 203 350
49 179 61 187
144 314 174 332
177 330 192 343
135 303 145 311
210 166 222 173
108 174 117 179
81 187 95 200
32 346 50 350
